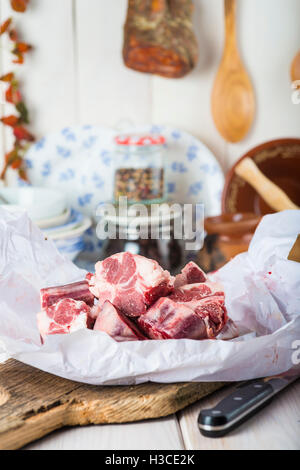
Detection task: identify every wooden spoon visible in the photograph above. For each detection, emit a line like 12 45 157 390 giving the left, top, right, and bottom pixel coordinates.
212 0 255 143
235 158 299 211
291 50 300 83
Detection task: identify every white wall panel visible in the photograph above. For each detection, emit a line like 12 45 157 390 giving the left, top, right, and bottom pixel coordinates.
152 0 228 169
75 0 152 128
0 0 299 176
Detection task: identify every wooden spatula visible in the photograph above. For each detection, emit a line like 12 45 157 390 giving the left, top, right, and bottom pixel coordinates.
212 0 255 143
291 50 300 83
235 158 299 211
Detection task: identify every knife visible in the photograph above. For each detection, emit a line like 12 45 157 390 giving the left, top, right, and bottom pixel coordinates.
198 371 299 438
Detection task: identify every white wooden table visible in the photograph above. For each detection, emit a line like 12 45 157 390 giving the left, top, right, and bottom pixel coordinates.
22 379 300 451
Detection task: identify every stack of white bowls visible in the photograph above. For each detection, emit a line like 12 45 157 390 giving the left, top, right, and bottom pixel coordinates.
0 187 92 261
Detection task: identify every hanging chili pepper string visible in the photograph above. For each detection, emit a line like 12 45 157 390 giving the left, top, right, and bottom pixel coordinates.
0 0 33 182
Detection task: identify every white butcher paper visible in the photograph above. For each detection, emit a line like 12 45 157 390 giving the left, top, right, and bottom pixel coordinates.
0 207 299 385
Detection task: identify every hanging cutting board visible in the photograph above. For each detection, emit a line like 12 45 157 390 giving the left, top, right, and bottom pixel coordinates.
0 359 224 450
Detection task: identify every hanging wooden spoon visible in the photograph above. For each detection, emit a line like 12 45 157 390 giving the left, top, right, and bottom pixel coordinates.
291 50 300 83
212 0 255 143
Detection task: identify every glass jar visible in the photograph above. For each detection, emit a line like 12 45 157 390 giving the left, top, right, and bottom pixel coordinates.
101 204 183 274
113 133 167 204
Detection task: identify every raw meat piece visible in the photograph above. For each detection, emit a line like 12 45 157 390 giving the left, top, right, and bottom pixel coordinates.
174 262 207 288
93 301 147 342
193 295 228 339
171 266 228 338
138 298 207 340
40 280 95 309
170 281 225 307
138 277 228 340
37 298 91 342
216 319 239 341
88 252 174 318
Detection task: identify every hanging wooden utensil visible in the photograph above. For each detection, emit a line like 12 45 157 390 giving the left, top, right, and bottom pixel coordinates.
291 49 300 83
211 0 255 142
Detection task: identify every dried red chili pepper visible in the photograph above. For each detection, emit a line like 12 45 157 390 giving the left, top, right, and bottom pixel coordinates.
14 42 32 53
0 72 15 83
10 0 29 13
11 156 23 169
9 29 18 42
0 18 12 35
0 115 19 127
0 2 34 181
12 53 25 65
13 126 35 142
5 84 22 104
5 150 18 164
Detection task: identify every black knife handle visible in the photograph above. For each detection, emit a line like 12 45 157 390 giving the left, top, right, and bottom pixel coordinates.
198 380 274 438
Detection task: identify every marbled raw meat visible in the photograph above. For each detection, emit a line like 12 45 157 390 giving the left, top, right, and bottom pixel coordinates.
174 262 207 288
40 280 95 309
93 301 146 342
192 295 228 338
138 297 207 340
37 254 233 343
37 298 91 342
138 291 228 340
88 252 174 318
170 281 225 307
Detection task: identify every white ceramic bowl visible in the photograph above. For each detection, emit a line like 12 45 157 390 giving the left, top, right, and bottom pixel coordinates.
54 236 85 261
42 209 83 236
36 208 71 229
46 216 92 261
0 187 67 221
46 216 92 241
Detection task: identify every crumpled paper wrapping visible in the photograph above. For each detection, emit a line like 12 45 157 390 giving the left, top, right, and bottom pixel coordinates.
0 208 299 385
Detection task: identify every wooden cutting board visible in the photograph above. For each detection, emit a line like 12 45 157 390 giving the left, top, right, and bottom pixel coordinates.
0 359 224 450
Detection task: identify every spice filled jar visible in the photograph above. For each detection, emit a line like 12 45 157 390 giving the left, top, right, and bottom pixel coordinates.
113 133 167 204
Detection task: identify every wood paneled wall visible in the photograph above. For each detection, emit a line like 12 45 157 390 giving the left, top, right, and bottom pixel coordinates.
0 0 299 176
